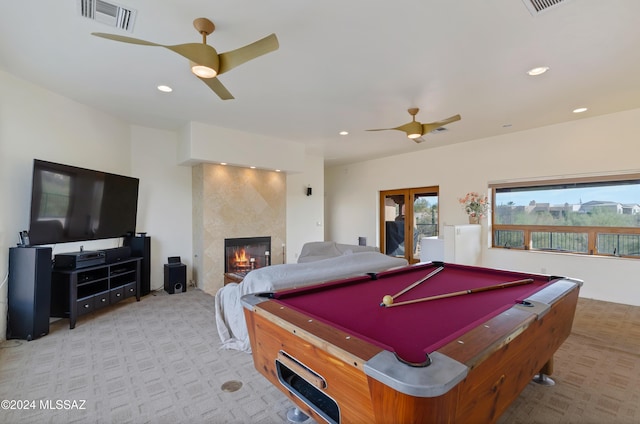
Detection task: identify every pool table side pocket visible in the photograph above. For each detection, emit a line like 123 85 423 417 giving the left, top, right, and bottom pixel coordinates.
515 278 583 317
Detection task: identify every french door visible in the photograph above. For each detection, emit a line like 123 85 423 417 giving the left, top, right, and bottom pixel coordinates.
380 186 439 264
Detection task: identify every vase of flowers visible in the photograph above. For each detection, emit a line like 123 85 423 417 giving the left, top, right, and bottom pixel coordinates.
459 192 490 224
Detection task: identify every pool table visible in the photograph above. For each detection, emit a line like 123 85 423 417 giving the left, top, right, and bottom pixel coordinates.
242 262 582 424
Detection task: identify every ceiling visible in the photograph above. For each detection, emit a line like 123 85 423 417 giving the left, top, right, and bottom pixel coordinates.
2 0 640 167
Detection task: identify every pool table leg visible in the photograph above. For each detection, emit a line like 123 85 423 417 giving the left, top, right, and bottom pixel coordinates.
287 407 310 422
532 358 555 386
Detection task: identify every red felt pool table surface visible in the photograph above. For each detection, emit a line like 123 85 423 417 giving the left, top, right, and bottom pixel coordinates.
242 261 582 424
273 262 554 365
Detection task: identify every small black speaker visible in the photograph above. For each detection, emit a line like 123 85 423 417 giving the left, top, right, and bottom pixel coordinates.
164 264 186 294
103 246 131 264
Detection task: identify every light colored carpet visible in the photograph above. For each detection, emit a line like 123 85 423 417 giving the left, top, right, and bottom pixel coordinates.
497 297 640 424
0 289 638 424
0 289 295 424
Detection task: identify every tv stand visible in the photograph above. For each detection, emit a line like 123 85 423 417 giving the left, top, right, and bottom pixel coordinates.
51 258 141 329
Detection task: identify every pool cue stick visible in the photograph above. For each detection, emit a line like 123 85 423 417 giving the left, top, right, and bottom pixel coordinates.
380 266 444 306
391 266 445 300
383 278 534 308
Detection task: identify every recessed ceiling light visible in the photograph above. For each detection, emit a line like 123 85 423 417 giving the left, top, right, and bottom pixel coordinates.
527 66 550 76
573 107 588 113
275 169 281 172
250 166 256 169
339 131 349 136
157 85 173 92
220 162 227 165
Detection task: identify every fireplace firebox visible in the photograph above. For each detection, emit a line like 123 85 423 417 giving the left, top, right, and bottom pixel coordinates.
224 236 271 274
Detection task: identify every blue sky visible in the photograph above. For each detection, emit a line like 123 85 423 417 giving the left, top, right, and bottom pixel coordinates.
496 185 640 206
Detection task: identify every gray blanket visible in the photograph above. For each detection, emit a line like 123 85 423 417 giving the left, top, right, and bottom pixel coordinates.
214 250 408 352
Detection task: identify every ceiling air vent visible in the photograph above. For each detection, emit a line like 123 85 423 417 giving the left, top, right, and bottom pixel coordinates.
78 0 137 32
521 0 570 16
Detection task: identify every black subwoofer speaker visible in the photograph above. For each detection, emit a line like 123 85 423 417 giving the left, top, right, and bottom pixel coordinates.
164 264 186 294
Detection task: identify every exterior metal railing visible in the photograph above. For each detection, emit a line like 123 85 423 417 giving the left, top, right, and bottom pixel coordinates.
494 229 640 257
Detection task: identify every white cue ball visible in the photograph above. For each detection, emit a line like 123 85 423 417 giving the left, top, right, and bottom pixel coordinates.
382 295 393 306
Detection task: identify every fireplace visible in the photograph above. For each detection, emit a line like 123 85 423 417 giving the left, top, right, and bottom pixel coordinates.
224 236 271 274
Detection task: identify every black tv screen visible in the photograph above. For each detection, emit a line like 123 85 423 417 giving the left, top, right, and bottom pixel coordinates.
28 159 139 245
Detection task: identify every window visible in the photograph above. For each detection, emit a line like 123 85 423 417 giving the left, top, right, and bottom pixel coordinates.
380 187 439 263
491 175 640 257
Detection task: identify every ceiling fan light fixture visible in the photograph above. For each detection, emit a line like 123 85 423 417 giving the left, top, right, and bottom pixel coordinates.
92 17 278 100
406 120 423 139
191 64 217 78
366 107 461 142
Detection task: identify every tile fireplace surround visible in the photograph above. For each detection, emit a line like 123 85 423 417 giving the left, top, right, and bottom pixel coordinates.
192 163 286 295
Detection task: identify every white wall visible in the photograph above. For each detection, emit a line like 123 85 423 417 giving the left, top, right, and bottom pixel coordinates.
286 153 325 263
0 71 195 340
130 126 193 291
178 121 307 173
0 68 323 341
325 108 640 306
0 70 132 338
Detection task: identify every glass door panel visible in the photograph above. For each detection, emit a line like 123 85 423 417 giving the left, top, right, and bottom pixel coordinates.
381 192 406 258
381 187 439 264
411 192 439 262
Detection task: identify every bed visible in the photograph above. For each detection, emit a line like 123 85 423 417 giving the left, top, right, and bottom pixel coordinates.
214 241 408 352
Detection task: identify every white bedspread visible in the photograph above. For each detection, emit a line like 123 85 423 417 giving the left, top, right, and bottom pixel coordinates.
214 251 408 352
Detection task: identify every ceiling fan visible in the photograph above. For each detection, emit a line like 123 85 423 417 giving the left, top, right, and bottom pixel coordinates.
92 18 279 100
367 108 461 143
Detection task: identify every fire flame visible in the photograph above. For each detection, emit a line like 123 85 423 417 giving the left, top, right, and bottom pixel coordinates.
234 248 248 264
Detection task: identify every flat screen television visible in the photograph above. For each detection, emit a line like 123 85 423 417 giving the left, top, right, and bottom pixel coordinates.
28 159 139 246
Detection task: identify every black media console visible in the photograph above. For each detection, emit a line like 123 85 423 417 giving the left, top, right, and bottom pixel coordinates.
51 257 141 329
